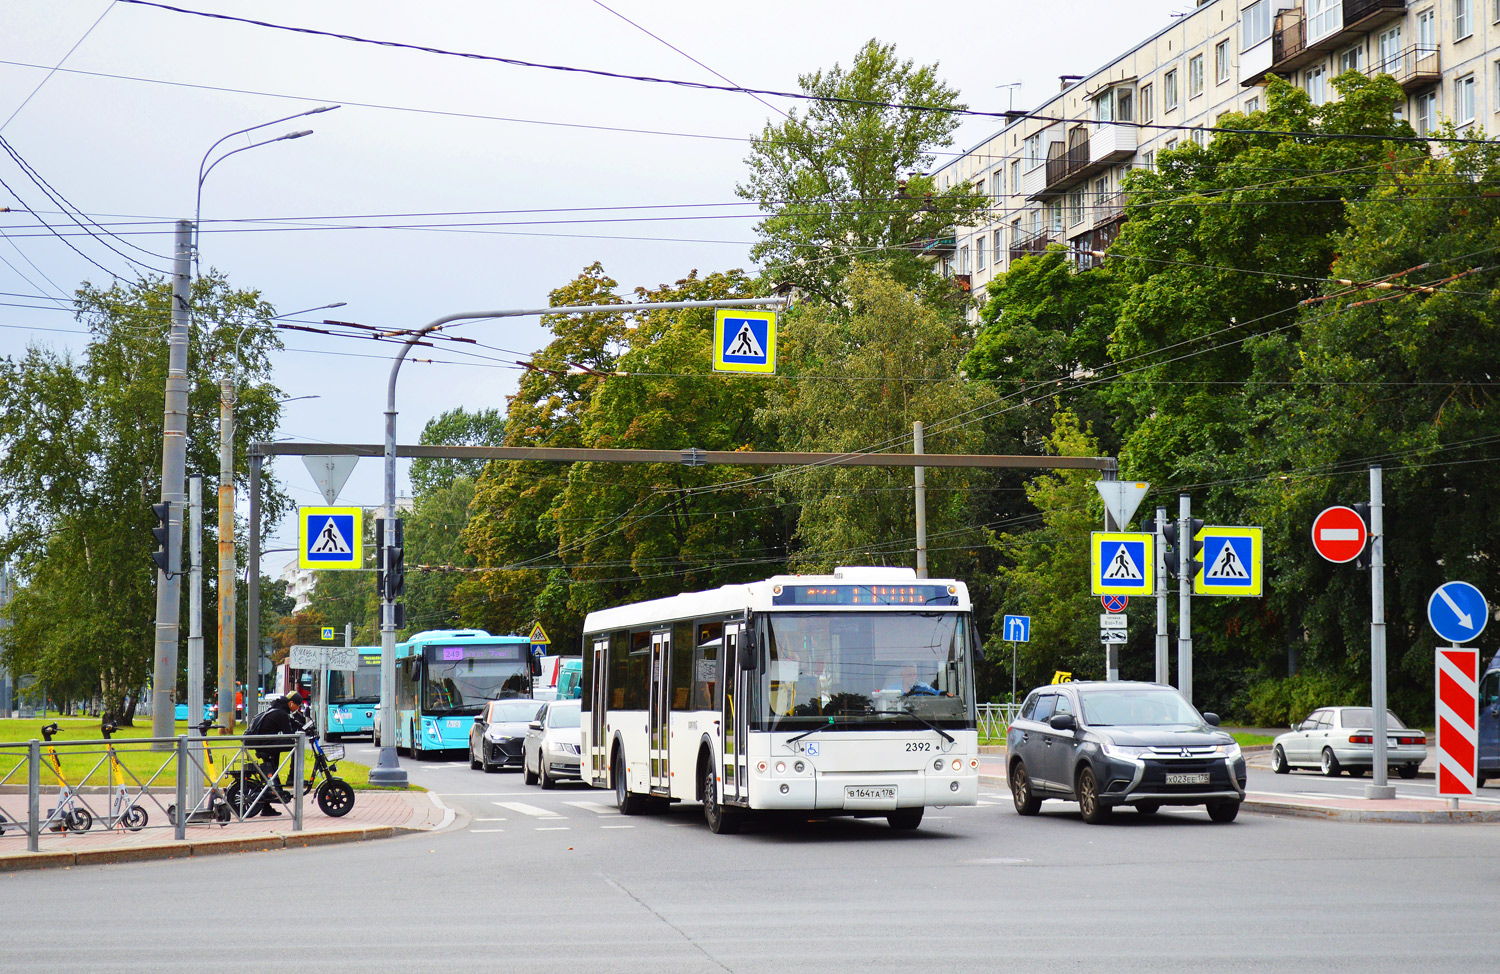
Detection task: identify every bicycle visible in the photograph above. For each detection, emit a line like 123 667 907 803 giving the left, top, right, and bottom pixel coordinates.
99 722 149 831
228 721 355 818
167 718 233 826
39 723 92 833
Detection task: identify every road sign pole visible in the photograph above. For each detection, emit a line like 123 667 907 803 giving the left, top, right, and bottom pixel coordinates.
1155 506 1169 684
1367 464 1395 799
1178 494 1193 705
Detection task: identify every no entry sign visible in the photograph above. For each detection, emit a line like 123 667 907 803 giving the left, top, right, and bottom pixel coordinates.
1311 506 1367 563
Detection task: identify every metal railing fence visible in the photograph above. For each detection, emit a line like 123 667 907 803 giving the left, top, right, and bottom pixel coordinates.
0 732 305 853
977 703 1020 741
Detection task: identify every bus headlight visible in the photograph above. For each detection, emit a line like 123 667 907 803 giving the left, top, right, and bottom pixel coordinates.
933 758 944 771
793 760 805 773
951 758 962 772
775 761 786 774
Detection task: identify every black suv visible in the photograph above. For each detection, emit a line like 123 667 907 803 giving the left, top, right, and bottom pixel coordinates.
1006 681 1247 823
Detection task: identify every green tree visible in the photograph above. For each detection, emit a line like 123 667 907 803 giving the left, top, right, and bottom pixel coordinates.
0 273 286 721
738 39 984 304
409 407 506 496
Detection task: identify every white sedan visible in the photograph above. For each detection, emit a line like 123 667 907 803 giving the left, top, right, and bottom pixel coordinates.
523 699 582 789
1271 706 1427 778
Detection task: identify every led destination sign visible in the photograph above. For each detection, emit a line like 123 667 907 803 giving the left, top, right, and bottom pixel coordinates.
770 584 958 606
428 644 525 662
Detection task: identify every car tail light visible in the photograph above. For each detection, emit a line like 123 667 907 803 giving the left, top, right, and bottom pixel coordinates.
1399 736 1423 746
1349 734 1372 744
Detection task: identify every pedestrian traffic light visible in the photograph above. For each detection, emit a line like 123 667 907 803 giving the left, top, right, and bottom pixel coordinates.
1157 519 1179 580
1187 518 1206 580
374 518 388 597
150 501 172 575
1351 502 1371 571
373 518 405 601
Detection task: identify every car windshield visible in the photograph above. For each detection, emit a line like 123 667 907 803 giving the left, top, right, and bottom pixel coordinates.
548 705 581 729
1340 708 1405 729
1080 689 1202 726
756 611 974 730
489 700 542 722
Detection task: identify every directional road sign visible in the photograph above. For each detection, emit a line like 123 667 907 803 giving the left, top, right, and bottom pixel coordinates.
1091 532 1154 596
1002 615 1031 642
1435 646 1480 798
288 644 359 671
1311 506 1367 563
298 506 363 570
1194 526 1263 597
1101 595 1128 613
1427 581 1489 644
713 309 777 374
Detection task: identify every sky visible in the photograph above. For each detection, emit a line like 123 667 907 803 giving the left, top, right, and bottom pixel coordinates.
0 0 1190 560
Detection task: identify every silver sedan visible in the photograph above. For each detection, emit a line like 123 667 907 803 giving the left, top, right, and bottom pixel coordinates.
1271 706 1427 778
523 700 582 789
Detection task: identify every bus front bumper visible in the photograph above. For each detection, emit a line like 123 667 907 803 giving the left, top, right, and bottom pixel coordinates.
747 768 979 810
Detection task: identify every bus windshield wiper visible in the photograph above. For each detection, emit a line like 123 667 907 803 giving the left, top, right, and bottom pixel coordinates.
900 706 955 744
786 716 841 746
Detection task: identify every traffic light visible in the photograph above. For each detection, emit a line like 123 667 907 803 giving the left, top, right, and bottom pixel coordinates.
374 518 388 598
1352 502 1371 571
1157 519 1180 580
150 501 172 575
1186 518 1206 579
373 518 404 601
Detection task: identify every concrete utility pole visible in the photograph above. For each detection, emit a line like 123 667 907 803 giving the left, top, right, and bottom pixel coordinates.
1178 493 1194 706
149 221 192 743
1366 465 1394 799
217 378 237 731
913 421 928 579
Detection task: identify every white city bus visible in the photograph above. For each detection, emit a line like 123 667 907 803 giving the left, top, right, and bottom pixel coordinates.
581 567 980 833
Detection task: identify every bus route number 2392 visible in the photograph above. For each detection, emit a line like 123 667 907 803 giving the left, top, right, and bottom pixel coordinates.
905 742 933 752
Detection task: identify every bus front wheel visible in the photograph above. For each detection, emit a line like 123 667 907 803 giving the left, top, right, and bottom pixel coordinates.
701 760 740 835
613 751 647 815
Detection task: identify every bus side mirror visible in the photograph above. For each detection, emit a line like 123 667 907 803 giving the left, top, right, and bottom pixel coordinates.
529 656 542 677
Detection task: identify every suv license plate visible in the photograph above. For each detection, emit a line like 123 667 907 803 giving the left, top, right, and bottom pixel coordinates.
1165 773 1210 785
845 786 897 801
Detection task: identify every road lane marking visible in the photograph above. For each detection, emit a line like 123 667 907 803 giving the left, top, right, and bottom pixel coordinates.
535 826 571 831
472 817 508 822
599 825 635 829
495 801 564 818
562 801 616 814
471 829 506 833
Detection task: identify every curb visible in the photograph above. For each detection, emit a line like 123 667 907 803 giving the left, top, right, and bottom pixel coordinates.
0 824 421 873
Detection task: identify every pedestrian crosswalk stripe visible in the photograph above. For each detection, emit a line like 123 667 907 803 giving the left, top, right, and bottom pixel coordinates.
563 801 616 814
494 801 562 818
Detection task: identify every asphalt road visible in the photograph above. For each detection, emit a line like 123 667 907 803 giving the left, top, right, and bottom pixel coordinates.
6 743 1500 974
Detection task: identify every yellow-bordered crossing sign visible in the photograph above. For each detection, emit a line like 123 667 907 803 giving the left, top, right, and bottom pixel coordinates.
298 506 363 570
1091 532 1155 596
713 309 776 374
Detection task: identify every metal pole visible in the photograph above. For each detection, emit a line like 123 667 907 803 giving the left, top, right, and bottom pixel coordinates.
218 379 237 731
27 739 39 852
1366 464 1395 799
1011 641 1017 711
0 563 12 717
174 736 188 840
1155 506 1169 684
292 732 305 831
246 454 262 727
150 220 193 743
1178 493 1193 705
913 421 927 579
187 477 206 815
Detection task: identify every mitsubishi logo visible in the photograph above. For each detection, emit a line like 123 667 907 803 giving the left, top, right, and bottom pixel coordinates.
1180 748 1192 758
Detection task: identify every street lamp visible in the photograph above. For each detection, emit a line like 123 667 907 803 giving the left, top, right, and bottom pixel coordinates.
191 106 335 732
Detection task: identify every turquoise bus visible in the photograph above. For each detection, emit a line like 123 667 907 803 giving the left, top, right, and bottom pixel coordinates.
320 647 382 741
394 629 537 758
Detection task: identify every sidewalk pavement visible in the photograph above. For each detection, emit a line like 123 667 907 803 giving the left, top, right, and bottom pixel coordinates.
976 751 1500 824
0 790 454 872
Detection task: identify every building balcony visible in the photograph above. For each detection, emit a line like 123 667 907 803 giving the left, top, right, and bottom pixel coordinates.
1029 126 1137 199
916 235 955 256
1245 0 1406 84
1008 232 1055 263
1368 45 1440 91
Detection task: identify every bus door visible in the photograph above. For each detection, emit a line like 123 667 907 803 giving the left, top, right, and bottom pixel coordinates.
648 632 670 793
589 638 608 785
720 623 748 803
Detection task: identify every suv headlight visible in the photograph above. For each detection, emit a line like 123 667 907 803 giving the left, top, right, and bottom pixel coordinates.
1099 741 1151 759
1213 742 1243 760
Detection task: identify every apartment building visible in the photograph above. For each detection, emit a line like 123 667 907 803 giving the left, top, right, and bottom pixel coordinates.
936 0 1500 302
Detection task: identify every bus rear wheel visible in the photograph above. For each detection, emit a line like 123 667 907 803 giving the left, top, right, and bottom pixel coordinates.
614 751 647 815
702 761 740 835
887 807 923 830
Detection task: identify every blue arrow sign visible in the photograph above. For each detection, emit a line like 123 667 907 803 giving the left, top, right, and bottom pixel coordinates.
1428 581 1489 644
1003 615 1031 643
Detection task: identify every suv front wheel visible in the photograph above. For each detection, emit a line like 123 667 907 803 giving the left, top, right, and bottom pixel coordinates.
1076 766 1111 824
1010 761 1042 816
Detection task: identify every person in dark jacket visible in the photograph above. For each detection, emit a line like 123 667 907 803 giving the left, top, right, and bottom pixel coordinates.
248 691 306 815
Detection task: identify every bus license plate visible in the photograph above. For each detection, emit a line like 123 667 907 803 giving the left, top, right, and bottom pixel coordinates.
1165 773 1210 785
845 786 897 802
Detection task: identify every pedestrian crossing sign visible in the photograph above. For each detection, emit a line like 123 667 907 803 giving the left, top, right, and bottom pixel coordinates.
298 506 363 570
713 309 776 374
1194 526 1263 597
1091 532 1155 596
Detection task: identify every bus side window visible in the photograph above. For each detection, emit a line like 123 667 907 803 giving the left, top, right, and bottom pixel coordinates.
1482 670 1500 710
693 621 722 709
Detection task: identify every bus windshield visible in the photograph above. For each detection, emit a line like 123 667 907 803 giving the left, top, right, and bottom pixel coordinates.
757 611 974 730
422 657 530 715
327 663 380 705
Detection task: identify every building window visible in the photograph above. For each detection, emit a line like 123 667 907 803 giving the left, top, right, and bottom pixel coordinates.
1094 92 1113 122
1025 133 1043 169
994 229 1004 260
1011 159 1021 191
975 234 986 270
959 245 970 274
1340 46 1364 73
1306 66 1327 105
1164 70 1179 111
1141 83 1154 123
1068 190 1083 227
1495 60 1500 107
1164 137 1179 152
1190 126 1206 146
994 168 1006 197
1216 40 1231 84
1011 218 1022 250
975 177 985 202
1309 0 1342 41
1189 55 1204 98
1418 8 1436 47
1142 149 1155 170
1456 0 1473 39
1377 26 1403 72
1245 95 1260 114
1048 201 1063 234
1415 89 1438 135
1455 73 1476 125
1494 0 1500 22
1093 177 1108 221
1243 0 1271 48
1116 88 1134 122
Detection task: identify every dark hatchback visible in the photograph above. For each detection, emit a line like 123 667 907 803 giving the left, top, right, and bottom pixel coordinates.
1006 681 1247 824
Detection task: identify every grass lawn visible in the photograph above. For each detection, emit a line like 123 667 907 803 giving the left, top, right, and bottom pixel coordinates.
1231 733 1275 747
0 716 385 790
